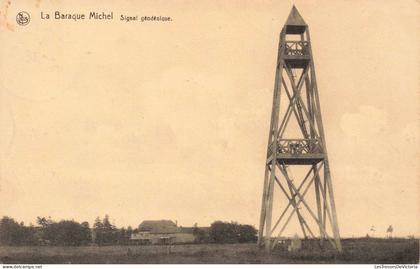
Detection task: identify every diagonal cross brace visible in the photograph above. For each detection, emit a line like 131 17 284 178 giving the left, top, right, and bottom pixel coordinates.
281 77 310 139
270 164 316 233
271 170 316 249
277 164 338 249
277 65 309 138
282 65 322 143
283 167 318 238
268 165 310 238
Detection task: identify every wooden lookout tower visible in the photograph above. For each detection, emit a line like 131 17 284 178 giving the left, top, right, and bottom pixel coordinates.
258 6 342 252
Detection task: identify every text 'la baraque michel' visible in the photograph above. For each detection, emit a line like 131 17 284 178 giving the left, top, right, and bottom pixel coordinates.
40 11 172 22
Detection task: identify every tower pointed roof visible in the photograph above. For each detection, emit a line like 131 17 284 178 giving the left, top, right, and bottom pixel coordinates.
284 6 307 34
286 6 307 26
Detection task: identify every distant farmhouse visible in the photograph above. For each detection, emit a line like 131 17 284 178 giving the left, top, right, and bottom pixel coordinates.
130 220 208 245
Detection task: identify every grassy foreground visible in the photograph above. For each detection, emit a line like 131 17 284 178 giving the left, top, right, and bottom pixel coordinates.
0 238 418 264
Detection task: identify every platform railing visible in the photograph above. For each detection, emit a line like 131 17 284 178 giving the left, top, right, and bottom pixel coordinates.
267 138 323 157
283 41 309 56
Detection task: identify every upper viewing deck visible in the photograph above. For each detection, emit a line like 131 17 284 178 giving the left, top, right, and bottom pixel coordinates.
282 41 310 68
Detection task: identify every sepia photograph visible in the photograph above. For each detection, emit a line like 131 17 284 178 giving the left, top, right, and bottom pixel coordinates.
0 0 419 267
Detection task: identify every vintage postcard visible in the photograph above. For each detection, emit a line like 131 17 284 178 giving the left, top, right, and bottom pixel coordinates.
0 0 418 267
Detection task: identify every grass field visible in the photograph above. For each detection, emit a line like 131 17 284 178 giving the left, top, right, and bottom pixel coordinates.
0 238 418 264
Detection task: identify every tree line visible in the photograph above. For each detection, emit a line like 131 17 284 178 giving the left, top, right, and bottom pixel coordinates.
0 216 257 246
0 215 135 246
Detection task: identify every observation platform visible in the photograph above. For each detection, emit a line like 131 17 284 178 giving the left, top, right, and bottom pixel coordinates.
282 41 310 69
267 139 325 165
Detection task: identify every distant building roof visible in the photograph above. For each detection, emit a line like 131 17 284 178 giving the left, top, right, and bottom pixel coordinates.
138 220 180 234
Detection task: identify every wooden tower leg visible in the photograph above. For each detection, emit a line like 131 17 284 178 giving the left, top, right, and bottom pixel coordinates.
325 162 342 251
313 165 325 245
264 162 277 252
257 166 270 247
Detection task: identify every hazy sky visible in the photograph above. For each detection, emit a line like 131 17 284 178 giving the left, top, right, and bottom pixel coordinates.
0 0 418 238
